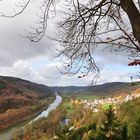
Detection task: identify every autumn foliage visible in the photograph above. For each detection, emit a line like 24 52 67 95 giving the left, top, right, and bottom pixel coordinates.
0 76 53 130
0 106 32 130
128 59 140 66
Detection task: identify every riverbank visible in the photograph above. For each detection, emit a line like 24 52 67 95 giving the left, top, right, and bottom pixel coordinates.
0 93 62 140
0 97 54 130
0 99 53 139
31 93 62 122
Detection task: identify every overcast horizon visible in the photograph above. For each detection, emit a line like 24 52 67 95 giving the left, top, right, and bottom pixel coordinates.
0 0 139 86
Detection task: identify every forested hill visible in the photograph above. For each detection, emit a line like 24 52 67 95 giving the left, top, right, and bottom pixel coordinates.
51 82 140 96
51 86 89 94
0 76 53 113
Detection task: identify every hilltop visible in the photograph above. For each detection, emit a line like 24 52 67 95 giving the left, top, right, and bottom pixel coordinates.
0 76 53 130
0 76 53 113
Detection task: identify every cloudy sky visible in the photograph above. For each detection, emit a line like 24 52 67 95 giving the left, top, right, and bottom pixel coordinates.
0 0 139 86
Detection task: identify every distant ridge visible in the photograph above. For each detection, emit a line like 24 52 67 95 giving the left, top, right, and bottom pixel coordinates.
51 82 140 96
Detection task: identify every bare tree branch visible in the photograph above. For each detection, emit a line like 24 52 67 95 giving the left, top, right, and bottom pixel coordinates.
0 0 140 84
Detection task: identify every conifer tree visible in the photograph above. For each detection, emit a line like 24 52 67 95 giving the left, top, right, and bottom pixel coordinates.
132 116 140 140
99 106 121 140
121 123 128 140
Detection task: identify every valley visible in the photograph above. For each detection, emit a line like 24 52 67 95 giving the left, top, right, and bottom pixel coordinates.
12 91 140 140
0 76 140 140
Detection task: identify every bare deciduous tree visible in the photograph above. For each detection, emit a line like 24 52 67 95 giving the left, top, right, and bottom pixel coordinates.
0 0 140 83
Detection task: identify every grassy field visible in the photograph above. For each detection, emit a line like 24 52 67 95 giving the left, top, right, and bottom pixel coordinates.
101 103 112 110
75 94 99 100
101 103 118 110
61 100 75 116
60 93 99 101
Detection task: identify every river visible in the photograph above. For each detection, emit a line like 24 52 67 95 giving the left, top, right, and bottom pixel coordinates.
0 93 62 140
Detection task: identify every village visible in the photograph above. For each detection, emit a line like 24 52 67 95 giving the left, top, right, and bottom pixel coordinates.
71 92 140 112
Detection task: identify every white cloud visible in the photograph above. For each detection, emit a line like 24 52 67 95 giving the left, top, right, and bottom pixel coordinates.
0 0 138 86
0 56 138 86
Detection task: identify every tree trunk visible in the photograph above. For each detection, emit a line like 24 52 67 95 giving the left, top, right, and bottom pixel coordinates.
120 0 140 49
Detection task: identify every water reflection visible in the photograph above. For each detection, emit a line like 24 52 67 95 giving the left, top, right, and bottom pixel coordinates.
31 93 62 123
